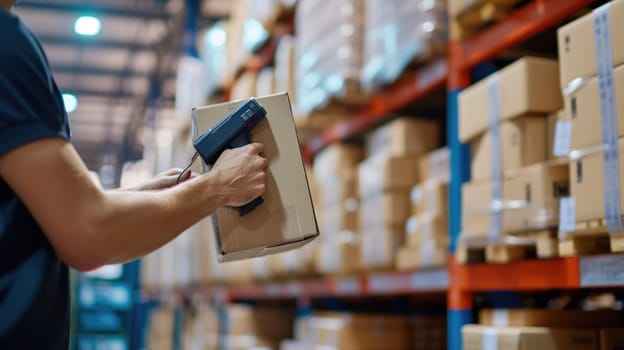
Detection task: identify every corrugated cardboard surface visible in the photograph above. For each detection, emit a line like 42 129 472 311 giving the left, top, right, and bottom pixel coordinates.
557 0 624 89
480 309 623 328
365 117 439 158
193 93 319 261
570 137 624 222
462 325 598 350
566 64 624 150
459 57 562 143
470 116 547 182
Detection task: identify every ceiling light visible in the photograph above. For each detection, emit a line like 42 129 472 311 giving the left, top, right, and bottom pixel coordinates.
62 93 78 113
74 16 101 36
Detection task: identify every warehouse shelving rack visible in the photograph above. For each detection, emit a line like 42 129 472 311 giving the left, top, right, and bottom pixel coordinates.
166 1 624 349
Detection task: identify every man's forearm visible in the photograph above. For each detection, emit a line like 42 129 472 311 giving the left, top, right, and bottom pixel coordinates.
71 174 225 270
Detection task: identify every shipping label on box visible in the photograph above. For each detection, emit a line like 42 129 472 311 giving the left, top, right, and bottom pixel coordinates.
471 116 547 182
558 0 624 89
459 57 562 143
193 93 319 261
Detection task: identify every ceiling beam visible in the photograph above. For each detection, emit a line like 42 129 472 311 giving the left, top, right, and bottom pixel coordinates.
38 34 155 51
16 1 173 21
51 64 175 80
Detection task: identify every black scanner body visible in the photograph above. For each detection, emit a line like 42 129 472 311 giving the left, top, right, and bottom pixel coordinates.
193 99 267 216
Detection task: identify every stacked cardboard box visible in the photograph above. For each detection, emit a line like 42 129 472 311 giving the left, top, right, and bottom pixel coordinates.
361 0 447 92
189 304 293 350
459 57 564 245
295 0 366 115
284 312 446 350
463 309 624 350
359 118 439 270
313 144 363 274
398 148 450 270
557 0 624 243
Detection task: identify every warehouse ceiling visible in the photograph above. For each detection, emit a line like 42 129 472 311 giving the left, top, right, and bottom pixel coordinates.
12 0 230 171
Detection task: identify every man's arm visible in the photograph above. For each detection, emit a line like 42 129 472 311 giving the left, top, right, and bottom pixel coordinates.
0 138 267 271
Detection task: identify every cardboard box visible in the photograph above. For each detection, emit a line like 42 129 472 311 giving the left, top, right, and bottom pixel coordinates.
361 228 404 269
317 174 358 209
309 313 410 349
462 325 598 350
480 309 623 328
418 147 451 183
396 244 447 270
565 64 624 150
557 0 624 89
193 93 319 261
314 144 363 183
319 205 358 235
365 117 439 158
459 57 562 143
502 160 569 233
600 328 624 350
462 161 569 238
358 155 419 198
360 191 411 228
315 233 360 274
570 137 624 223
471 115 547 182
405 214 449 247
411 181 449 217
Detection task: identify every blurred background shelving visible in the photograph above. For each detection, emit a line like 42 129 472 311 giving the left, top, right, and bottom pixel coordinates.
13 0 624 349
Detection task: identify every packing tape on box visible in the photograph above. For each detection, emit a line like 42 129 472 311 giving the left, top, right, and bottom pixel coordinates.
482 328 499 350
487 75 504 243
594 3 624 235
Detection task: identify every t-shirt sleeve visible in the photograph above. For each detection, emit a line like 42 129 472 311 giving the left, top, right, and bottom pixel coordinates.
0 19 69 158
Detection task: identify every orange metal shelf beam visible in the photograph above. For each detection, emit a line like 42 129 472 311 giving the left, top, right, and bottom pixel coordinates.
451 0 593 75
452 257 581 292
307 59 447 154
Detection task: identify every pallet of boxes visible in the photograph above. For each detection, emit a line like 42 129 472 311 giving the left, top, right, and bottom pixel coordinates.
313 144 363 275
397 147 451 270
458 57 568 264
358 118 440 271
463 308 624 350
556 0 624 256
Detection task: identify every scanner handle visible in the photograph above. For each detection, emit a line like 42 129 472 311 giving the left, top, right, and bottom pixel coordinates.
230 132 264 216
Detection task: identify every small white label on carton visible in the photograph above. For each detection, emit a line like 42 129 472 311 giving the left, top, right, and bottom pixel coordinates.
491 309 509 327
553 120 572 157
559 197 577 235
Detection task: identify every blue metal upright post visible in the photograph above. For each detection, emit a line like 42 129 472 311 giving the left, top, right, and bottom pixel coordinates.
447 41 473 350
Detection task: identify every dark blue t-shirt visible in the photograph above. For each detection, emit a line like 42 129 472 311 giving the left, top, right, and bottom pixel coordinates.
0 8 71 350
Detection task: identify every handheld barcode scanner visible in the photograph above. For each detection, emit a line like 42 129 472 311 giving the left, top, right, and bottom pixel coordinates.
193 99 267 216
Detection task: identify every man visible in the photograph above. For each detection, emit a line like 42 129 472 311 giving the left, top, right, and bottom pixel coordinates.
0 1 268 348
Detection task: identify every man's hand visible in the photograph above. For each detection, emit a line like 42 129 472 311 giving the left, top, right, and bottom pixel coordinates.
130 168 194 191
211 143 269 207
